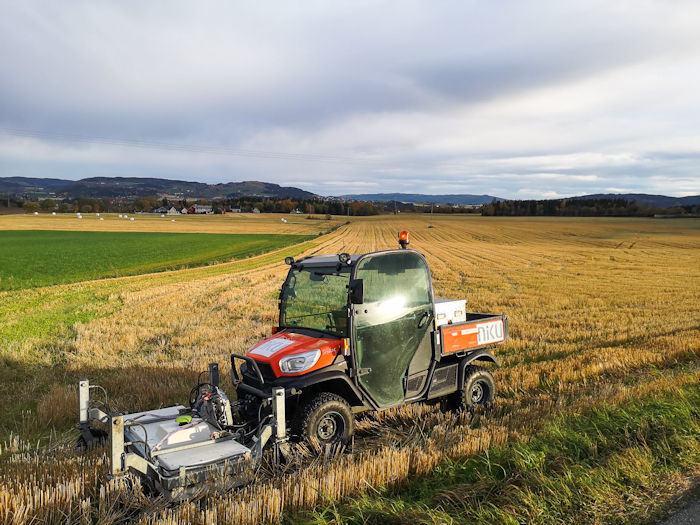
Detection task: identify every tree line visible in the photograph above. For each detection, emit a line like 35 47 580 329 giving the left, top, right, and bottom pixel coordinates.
5 195 383 216
8 194 698 217
481 198 700 217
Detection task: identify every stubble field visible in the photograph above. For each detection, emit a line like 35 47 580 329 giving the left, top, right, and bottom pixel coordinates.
0 214 698 524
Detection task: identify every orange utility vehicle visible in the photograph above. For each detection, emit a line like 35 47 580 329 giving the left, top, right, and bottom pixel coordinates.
78 230 508 497
234 230 508 445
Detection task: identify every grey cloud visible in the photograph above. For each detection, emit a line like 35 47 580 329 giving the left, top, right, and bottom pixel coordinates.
0 1 699 197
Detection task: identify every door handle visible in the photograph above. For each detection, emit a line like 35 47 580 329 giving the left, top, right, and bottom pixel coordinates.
417 312 431 329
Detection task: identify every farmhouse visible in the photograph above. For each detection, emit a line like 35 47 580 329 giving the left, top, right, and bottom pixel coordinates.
188 204 214 214
153 206 180 215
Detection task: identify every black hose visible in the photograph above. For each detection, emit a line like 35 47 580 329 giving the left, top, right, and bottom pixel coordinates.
88 385 111 416
123 421 152 458
189 382 215 408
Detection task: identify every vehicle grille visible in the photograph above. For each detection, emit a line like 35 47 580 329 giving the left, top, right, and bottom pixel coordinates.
255 361 277 382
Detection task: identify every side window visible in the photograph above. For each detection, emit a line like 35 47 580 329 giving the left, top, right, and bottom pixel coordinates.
356 252 431 312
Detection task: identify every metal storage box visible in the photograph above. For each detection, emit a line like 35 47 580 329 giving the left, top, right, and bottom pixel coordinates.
434 298 466 327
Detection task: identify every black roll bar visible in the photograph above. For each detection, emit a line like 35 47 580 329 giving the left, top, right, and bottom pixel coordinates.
231 354 265 385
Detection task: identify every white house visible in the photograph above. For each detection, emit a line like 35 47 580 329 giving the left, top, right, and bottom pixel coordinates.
188 204 214 214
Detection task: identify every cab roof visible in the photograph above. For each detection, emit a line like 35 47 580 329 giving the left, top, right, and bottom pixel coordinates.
290 249 423 269
292 254 362 268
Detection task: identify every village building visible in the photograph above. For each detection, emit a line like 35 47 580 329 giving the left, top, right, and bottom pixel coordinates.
153 206 181 215
187 204 214 214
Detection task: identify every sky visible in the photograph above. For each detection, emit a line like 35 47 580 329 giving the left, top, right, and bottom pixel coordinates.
1 1 699 199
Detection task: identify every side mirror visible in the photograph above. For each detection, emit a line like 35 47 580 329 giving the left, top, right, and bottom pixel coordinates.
349 279 364 304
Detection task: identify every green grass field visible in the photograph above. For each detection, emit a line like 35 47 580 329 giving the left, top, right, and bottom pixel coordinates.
0 230 312 290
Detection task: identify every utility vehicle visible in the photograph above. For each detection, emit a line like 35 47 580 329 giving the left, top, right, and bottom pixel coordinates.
236 230 507 446
78 230 507 498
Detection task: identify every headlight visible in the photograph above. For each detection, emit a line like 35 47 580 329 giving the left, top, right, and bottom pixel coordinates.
279 349 321 374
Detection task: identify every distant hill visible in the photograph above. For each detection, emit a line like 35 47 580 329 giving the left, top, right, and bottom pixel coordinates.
345 192 700 207
343 193 503 205
0 176 73 194
0 176 317 200
2 177 697 207
568 193 700 207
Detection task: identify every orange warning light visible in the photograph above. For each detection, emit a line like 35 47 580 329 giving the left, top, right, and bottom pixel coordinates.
398 230 410 249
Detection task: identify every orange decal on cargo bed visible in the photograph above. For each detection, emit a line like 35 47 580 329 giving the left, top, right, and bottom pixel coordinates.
441 318 505 355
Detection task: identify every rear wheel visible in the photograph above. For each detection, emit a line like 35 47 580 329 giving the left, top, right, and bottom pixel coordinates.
449 365 496 411
296 392 354 448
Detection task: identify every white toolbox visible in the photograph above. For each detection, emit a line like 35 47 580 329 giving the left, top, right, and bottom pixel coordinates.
434 298 467 327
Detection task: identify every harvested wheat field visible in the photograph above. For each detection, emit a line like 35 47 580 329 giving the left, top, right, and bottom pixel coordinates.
0 212 342 235
1 215 698 524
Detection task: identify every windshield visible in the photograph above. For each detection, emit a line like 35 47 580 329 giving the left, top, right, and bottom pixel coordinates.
279 266 350 337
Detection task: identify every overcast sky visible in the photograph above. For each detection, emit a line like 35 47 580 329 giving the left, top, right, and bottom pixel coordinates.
1 1 699 198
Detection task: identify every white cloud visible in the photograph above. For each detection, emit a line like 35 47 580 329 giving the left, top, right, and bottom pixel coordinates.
1 1 699 198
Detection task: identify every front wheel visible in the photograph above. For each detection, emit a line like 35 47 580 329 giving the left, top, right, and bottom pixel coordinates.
450 365 496 411
296 392 354 448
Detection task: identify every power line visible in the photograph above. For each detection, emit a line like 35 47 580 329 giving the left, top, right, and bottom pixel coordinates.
0 127 382 166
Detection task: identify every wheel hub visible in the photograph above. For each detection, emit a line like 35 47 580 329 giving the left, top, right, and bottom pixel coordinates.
471 382 485 403
317 412 341 441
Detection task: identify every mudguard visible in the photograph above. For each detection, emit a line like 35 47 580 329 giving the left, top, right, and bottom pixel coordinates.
457 348 499 391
